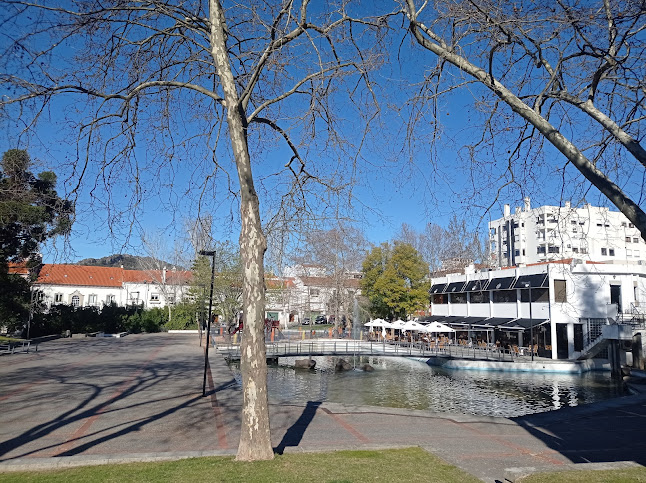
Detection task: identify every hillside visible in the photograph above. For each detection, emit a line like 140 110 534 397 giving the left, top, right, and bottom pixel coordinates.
77 254 183 270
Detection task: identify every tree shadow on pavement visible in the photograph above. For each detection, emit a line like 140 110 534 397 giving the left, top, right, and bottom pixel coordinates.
512 393 646 467
274 401 321 455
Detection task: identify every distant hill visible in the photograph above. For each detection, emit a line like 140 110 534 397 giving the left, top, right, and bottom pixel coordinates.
77 254 184 271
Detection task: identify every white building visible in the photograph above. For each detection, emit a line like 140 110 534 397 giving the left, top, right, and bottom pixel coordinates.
265 264 362 328
35 264 192 310
430 260 646 360
489 198 645 268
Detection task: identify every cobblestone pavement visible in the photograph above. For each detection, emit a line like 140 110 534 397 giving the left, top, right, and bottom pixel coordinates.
1 334 645 482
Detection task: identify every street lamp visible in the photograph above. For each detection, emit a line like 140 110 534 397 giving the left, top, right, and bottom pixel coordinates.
522 281 534 361
199 249 216 397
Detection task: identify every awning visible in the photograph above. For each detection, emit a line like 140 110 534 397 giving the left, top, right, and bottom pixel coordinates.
445 281 466 293
430 284 447 294
478 317 516 327
417 315 445 322
464 279 488 291
514 273 548 289
485 277 516 290
449 317 488 326
514 318 550 329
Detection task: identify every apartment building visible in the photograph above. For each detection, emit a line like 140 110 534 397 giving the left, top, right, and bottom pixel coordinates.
489 198 645 268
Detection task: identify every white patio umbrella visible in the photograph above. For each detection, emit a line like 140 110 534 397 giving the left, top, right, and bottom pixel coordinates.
402 320 428 332
391 319 406 329
426 321 455 333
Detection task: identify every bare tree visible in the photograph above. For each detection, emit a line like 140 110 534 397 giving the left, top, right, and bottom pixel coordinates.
1 1 384 460
398 218 485 275
401 0 646 239
292 222 367 330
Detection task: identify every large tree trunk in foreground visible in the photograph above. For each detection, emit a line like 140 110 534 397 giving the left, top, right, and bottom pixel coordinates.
209 0 273 461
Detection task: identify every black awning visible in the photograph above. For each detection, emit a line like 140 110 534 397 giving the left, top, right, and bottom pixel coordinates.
485 277 516 290
445 281 466 293
514 318 550 329
430 284 447 294
417 315 445 322
440 316 464 324
477 317 515 327
464 279 488 291
450 317 488 326
514 273 548 289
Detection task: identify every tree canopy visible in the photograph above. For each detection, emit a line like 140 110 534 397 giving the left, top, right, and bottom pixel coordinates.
0 149 72 264
0 149 72 335
361 242 430 319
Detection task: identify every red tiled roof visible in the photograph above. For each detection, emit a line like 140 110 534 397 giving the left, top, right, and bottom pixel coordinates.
36 264 124 287
8 261 29 276
266 277 295 290
122 269 192 284
36 264 193 287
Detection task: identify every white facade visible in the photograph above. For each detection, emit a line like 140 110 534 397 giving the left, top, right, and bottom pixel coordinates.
265 265 362 328
489 198 645 268
35 264 191 310
431 260 646 360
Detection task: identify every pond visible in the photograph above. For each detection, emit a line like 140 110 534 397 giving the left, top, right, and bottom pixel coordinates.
229 355 627 418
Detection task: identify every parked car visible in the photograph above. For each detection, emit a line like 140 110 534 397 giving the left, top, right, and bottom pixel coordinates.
315 315 327 324
302 317 310 325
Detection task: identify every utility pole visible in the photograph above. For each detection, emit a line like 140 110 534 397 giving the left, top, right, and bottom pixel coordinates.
200 250 216 397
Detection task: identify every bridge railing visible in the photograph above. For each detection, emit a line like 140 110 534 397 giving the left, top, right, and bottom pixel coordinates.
216 339 518 362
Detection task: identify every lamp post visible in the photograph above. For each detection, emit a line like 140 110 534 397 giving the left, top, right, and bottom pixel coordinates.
523 281 534 361
199 250 216 397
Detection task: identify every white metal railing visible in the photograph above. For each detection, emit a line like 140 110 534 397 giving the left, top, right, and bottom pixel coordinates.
216 339 520 362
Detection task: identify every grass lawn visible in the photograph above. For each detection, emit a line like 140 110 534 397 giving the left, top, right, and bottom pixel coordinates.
520 467 646 482
0 448 480 483
0 336 21 343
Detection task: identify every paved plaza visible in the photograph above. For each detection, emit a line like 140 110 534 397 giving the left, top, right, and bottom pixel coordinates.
1 333 645 482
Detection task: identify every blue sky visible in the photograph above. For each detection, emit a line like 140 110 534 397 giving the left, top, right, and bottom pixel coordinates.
2 2 636 265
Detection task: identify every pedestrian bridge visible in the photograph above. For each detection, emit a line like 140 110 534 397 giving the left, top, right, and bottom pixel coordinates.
215 339 521 362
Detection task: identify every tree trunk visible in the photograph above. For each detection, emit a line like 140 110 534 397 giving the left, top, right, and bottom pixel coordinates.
209 0 273 461
405 2 646 241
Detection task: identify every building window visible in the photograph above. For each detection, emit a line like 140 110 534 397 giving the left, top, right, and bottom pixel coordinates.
309 289 320 297
554 280 567 303
581 248 588 254
469 291 488 304
88 294 97 305
548 246 560 253
520 288 549 303
54 293 63 303
626 236 632 242
573 247 579 253
449 293 467 304
537 246 546 254
493 290 517 303
150 293 160 302
168 294 176 305
621 222 627 227
629 223 634 228
432 294 447 305
634 238 639 243
71 295 80 307
601 248 607 256
609 248 615 256
514 249 520 256
106 294 115 304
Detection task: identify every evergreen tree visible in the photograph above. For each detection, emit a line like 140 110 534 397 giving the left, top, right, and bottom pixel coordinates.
361 242 430 319
0 149 72 335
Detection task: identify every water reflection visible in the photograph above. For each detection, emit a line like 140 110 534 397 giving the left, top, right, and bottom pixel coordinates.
228 356 626 418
